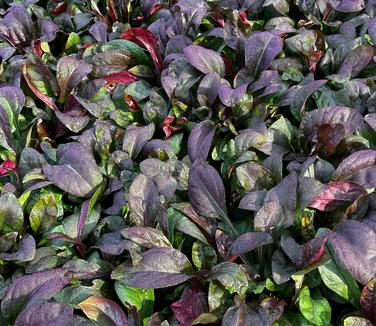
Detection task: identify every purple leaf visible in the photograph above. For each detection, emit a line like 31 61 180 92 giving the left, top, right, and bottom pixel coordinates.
188 161 226 219
338 45 373 77
1 268 68 323
236 163 274 192
227 232 273 260
115 247 192 289
0 234 35 262
329 220 376 285
123 123 155 159
89 21 107 43
128 174 161 227
42 142 103 198
239 191 267 211
218 82 248 107
368 17 376 45
333 150 376 189
79 295 129 326
245 32 283 77
183 45 225 77
38 19 59 42
171 287 208 326
14 303 74 326
56 55 93 103
335 0 365 12
299 236 327 268
197 72 221 106
188 120 216 163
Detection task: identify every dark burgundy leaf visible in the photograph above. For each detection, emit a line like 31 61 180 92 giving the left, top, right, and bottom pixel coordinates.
188 120 216 163
360 278 376 324
227 232 273 260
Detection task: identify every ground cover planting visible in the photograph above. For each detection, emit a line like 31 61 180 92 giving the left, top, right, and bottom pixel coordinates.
0 0 376 325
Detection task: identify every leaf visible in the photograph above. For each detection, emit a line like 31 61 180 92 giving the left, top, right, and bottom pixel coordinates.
22 54 59 111
0 234 35 262
115 281 154 320
188 120 216 163
227 232 273 260
14 303 74 326
1 268 67 323
56 56 93 103
128 174 161 227
0 192 24 233
29 193 59 233
115 247 192 289
42 142 103 197
183 45 225 77
308 181 366 211
333 150 376 188
188 161 226 219
360 278 376 325
298 286 331 326
236 163 274 192
55 111 90 133
171 286 208 326
79 295 128 326
222 299 270 325
207 262 249 297
197 72 221 106
300 106 363 151
218 82 248 107
101 71 139 85
328 220 376 285
318 260 361 308
0 85 25 133
123 123 155 159
121 28 162 71
120 227 171 248
245 32 284 77
343 317 373 326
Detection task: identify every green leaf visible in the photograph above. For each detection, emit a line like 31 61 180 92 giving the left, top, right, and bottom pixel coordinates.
192 241 217 270
318 260 360 308
30 193 59 233
298 286 331 326
115 281 154 320
0 193 24 233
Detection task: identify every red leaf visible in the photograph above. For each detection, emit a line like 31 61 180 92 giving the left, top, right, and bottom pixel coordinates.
0 160 16 176
171 287 208 326
309 181 366 212
101 71 139 85
299 236 327 268
124 95 139 112
21 64 59 111
121 28 163 72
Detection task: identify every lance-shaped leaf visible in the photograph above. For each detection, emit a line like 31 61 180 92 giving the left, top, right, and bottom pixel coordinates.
309 181 366 212
171 287 208 326
79 296 128 326
42 142 103 198
300 106 363 151
360 278 376 325
188 120 216 163
121 28 162 72
0 192 24 233
1 268 67 323
227 232 273 260
218 82 248 107
328 220 376 285
245 32 283 77
120 227 172 248
123 123 155 159
0 85 25 133
22 54 59 111
128 174 161 227
14 303 74 326
0 234 35 262
188 161 226 219
115 247 192 289
183 45 225 77
56 56 93 103
333 150 376 189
